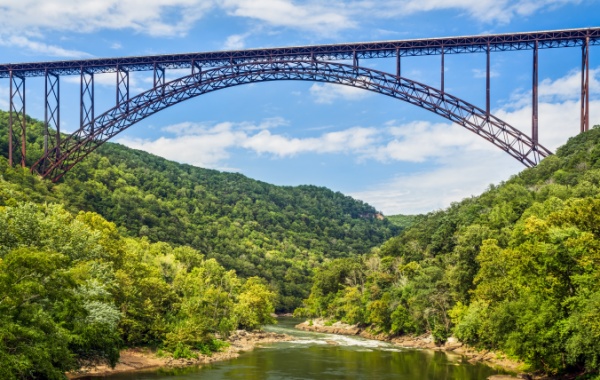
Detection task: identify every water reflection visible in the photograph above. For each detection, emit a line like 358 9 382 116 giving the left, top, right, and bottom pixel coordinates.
82 318 505 380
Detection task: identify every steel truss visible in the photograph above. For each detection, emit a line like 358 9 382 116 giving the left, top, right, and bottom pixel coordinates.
80 69 94 134
44 70 60 160
33 60 552 182
9 72 26 167
1 27 597 175
116 66 129 110
1 28 599 78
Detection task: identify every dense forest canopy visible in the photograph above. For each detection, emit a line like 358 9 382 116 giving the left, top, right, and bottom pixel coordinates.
0 110 398 311
296 124 600 377
3 108 600 379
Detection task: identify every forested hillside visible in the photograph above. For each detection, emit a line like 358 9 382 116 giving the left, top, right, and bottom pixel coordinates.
296 125 600 377
0 201 279 379
0 110 398 310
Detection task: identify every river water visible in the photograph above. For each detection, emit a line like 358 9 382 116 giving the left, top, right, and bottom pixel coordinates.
92 318 506 380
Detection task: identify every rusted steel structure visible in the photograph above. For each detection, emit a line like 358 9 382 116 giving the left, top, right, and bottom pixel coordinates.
0 27 597 181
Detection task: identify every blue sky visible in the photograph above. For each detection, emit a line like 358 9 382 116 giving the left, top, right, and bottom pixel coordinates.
0 0 599 214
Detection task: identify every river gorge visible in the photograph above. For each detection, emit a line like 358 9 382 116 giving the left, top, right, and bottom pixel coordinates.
79 318 508 380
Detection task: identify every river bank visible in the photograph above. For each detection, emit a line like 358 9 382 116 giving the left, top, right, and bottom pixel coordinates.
66 330 292 379
295 318 531 378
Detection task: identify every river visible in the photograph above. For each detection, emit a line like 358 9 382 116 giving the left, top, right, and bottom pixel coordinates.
86 318 507 379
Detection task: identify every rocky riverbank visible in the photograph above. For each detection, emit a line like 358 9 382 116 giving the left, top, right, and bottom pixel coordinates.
296 319 530 378
67 330 292 379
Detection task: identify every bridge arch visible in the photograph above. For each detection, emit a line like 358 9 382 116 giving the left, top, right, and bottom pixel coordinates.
33 60 552 182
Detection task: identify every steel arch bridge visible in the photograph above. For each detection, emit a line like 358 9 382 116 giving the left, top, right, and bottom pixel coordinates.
1 27 598 182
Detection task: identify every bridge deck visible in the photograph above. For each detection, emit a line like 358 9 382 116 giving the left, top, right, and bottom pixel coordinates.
0 27 598 78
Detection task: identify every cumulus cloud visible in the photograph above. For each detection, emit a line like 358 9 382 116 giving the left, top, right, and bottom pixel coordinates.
0 0 579 44
309 83 372 104
220 0 355 35
116 66 598 215
350 151 523 215
117 119 378 168
364 0 581 24
118 121 246 170
350 67 600 215
367 121 491 163
242 127 378 156
539 68 600 101
223 33 250 50
0 35 91 58
0 0 582 58
0 0 215 37
353 109 600 216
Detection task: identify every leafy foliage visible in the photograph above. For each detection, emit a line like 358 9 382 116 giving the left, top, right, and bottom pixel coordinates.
0 110 398 311
0 202 282 378
296 125 600 376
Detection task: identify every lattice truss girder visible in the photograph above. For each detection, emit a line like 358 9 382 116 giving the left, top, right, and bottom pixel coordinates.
1 28 599 78
35 60 552 181
9 72 26 167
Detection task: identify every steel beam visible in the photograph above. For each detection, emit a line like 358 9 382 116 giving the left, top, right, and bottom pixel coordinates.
2 28 599 78
441 47 445 94
486 42 491 117
396 49 401 77
44 70 60 159
80 69 94 134
581 36 590 133
532 40 539 146
192 60 202 75
154 63 165 95
116 66 129 110
34 60 552 182
9 71 26 167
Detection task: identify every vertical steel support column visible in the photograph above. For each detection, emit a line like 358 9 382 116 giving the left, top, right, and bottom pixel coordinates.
116 66 129 112
441 46 445 94
154 63 165 95
396 49 401 77
532 40 539 147
44 70 60 158
8 73 13 166
353 50 358 68
486 42 491 117
581 36 590 133
9 71 26 167
192 60 202 76
80 68 94 134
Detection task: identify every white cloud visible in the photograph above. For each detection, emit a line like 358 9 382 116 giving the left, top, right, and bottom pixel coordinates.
117 66 597 215
0 0 583 53
367 121 491 163
310 83 371 104
351 67 600 215
221 0 355 35
364 0 581 24
472 68 499 79
223 33 250 50
62 72 148 95
350 151 522 215
0 0 582 59
539 68 600 101
242 126 378 156
118 121 246 170
117 119 379 168
0 84 8 110
0 35 91 58
0 0 215 37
